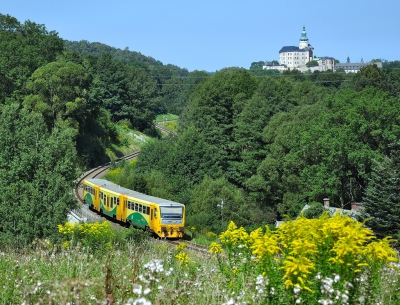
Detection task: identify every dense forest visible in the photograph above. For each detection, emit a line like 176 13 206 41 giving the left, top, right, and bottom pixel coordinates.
1 13 400 245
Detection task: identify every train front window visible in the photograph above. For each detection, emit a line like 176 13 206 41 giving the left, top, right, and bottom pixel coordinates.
160 206 183 219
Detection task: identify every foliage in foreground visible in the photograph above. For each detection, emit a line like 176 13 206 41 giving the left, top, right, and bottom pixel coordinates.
210 213 399 304
1 215 399 304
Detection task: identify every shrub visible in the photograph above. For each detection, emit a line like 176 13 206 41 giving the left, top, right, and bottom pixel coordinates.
210 212 399 304
57 221 115 252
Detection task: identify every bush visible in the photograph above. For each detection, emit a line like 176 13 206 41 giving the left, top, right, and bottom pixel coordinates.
302 202 325 219
121 226 151 243
210 212 398 304
57 221 115 252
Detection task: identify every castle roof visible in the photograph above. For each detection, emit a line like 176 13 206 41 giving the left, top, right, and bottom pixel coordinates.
300 26 308 41
279 46 310 53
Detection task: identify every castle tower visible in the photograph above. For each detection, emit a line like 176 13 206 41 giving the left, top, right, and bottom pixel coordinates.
299 26 308 49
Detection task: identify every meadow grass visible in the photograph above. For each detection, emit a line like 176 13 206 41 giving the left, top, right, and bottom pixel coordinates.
1 214 400 304
154 114 179 122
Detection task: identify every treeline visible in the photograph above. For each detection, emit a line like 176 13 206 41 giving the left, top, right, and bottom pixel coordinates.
0 13 199 244
109 63 400 236
2 11 400 243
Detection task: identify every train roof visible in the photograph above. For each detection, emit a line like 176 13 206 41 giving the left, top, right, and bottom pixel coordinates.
84 178 184 207
84 178 116 187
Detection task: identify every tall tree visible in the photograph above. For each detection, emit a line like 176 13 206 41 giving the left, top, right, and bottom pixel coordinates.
0 14 64 104
124 66 161 130
0 104 77 245
95 52 127 121
361 153 400 239
184 69 257 174
23 60 88 130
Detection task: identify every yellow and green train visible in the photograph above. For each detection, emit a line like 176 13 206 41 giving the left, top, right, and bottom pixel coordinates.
82 178 185 238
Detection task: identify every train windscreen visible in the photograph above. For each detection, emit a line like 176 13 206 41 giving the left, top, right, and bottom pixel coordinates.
160 206 183 219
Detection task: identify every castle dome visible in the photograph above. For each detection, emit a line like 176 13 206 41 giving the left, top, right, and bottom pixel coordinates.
299 26 308 41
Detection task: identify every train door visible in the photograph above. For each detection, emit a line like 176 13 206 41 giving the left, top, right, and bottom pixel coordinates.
149 204 159 234
119 195 127 222
93 186 100 211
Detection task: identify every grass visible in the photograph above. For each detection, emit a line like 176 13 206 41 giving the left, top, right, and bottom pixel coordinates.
154 114 179 122
2 216 400 304
106 122 151 160
0 237 223 304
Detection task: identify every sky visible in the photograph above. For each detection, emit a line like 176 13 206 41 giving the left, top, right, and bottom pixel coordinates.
2 0 400 72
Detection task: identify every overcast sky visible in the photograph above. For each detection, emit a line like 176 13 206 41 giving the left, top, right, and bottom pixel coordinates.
2 0 399 72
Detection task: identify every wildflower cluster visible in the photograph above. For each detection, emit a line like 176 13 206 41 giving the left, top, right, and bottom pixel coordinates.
210 212 399 302
174 242 195 268
125 259 175 305
57 221 115 251
315 273 353 305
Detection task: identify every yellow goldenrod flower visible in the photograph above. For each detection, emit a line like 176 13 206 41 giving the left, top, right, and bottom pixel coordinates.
209 242 224 256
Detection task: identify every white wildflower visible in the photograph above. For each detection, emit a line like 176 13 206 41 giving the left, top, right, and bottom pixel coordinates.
132 283 142 295
333 274 340 283
222 298 236 305
132 297 151 305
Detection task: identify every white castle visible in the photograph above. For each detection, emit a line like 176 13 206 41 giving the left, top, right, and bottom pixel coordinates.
263 26 335 72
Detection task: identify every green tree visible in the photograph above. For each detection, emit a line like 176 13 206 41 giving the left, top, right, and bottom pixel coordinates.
95 52 128 121
0 104 77 245
350 64 382 91
361 153 400 239
134 126 222 204
306 60 319 67
249 61 280 76
258 87 400 216
125 66 161 130
188 176 250 232
23 60 88 130
0 14 64 104
183 69 257 176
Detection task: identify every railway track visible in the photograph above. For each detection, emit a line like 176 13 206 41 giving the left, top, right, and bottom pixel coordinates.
71 151 140 223
153 122 176 136
71 145 211 255
166 239 210 255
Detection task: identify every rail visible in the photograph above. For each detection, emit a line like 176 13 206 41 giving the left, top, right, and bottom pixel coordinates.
71 151 140 222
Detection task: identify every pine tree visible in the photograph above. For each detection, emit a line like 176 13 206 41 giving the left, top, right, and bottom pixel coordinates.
362 156 400 238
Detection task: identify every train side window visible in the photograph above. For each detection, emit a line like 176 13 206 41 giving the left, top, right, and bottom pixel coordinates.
117 198 120 206
154 209 157 218
146 206 150 215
